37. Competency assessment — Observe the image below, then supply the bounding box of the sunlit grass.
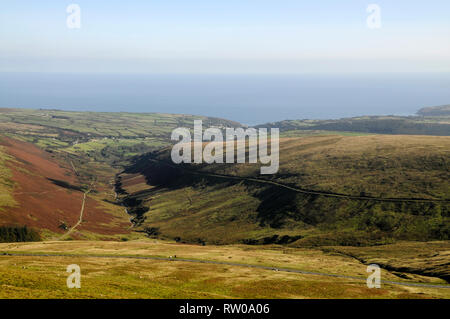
[0,240,448,299]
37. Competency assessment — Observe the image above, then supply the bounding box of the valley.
[0,107,448,298]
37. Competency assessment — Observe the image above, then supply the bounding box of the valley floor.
[0,240,448,299]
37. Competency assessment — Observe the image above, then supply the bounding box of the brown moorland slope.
[0,137,130,238]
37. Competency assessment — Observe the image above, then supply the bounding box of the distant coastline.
[1,72,450,125]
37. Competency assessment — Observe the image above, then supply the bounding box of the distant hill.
[255,115,450,136]
[417,105,450,117]
[0,108,242,143]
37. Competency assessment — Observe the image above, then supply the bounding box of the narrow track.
[59,192,87,240]
[59,180,95,240]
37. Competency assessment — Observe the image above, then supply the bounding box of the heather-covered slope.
[0,137,131,239]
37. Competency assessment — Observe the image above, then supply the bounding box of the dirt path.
[1,251,449,289]
[70,160,79,177]
[150,159,450,203]
[59,180,95,240]
[59,192,87,240]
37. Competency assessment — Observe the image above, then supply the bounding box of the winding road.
[150,159,450,203]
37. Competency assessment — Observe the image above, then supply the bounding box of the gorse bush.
[0,226,41,243]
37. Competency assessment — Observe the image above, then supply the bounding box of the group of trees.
[0,226,41,243]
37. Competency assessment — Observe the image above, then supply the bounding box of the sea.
[1,72,449,125]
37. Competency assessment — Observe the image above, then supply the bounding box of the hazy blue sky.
[1,0,449,73]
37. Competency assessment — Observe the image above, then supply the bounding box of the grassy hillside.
[119,135,450,246]
[0,145,16,211]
